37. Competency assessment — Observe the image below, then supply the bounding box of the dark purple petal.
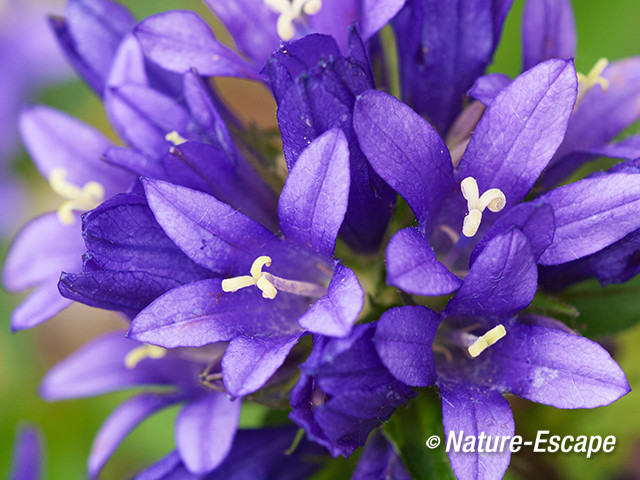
[386,228,462,296]
[279,129,350,256]
[89,394,180,478]
[40,331,191,400]
[487,321,630,408]
[375,305,440,387]
[545,57,640,186]
[467,73,510,106]
[8,426,43,480]
[176,393,241,474]
[134,11,259,79]
[298,264,363,337]
[51,0,135,94]
[128,279,305,348]
[354,90,454,225]
[203,0,279,66]
[447,229,537,318]
[222,334,302,397]
[522,0,576,70]
[538,173,640,265]
[351,431,411,480]
[457,59,577,207]
[19,106,133,195]
[439,381,513,480]
[165,142,278,231]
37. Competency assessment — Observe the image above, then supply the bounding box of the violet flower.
[126,129,364,398]
[374,228,630,480]
[290,323,414,457]
[41,331,242,476]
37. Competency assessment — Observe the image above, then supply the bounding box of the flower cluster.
[5,0,640,479]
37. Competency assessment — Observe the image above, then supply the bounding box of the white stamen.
[264,0,323,40]
[124,344,166,369]
[48,167,105,225]
[576,58,609,107]
[165,130,188,146]
[467,324,506,358]
[460,176,506,237]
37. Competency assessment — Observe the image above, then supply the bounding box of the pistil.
[264,0,322,40]
[576,58,609,107]
[460,176,506,237]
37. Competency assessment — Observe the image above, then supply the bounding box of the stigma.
[48,167,105,225]
[264,0,322,40]
[124,344,167,369]
[222,255,328,299]
[467,324,506,358]
[460,176,506,237]
[576,58,609,107]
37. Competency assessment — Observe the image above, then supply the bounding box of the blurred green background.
[2,0,640,478]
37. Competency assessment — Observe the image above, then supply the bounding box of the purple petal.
[11,279,74,331]
[175,393,241,474]
[89,394,179,478]
[128,279,305,348]
[447,229,537,318]
[467,73,510,106]
[488,321,630,408]
[19,106,133,195]
[203,0,279,66]
[8,426,43,480]
[103,147,165,179]
[298,264,363,337]
[439,381,513,480]
[538,173,640,265]
[106,34,148,88]
[134,11,259,79]
[40,331,189,400]
[360,0,406,41]
[354,90,454,225]
[374,305,440,387]
[222,334,301,397]
[279,129,350,256]
[457,59,577,206]
[386,228,462,296]
[588,135,640,161]
[522,0,576,70]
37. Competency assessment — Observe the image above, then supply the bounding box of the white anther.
[48,167,105,225]
[264,0,322,40]
[460,176,506,237]
[124,344,167,369]
[467,324,506,358]
[165,130,188,146]
[222,255,278,299]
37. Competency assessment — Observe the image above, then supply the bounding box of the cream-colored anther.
[576,58,609,107]
[264,0,323,40]
[165,130,188,146]
[467,324,506,358]
[48,167,105,225]
[461,176,506,237]
[222,255,278,299]
[124,344,167,369]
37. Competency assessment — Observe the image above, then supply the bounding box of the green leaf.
[559,274,640,337]
[384,389,455,480]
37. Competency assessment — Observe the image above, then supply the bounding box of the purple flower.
[354,59,640,298]
[290,323,415,457]
[392,0,514,134]
[41,331,243,476]
[133,427,325,480]
[132,0,406,79]
[374,229,630,480]
[8,425,43,480]
[351,432,411,480]
[125,129,364,398]
[265,31,396,252]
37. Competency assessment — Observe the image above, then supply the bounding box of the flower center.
[576,57,609,107]
[165,130,188,146]
[460,176,506,237]
[124,344,167,369]
[264,0,322,40]
[221,255,327,299]
[48,167,105,225]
